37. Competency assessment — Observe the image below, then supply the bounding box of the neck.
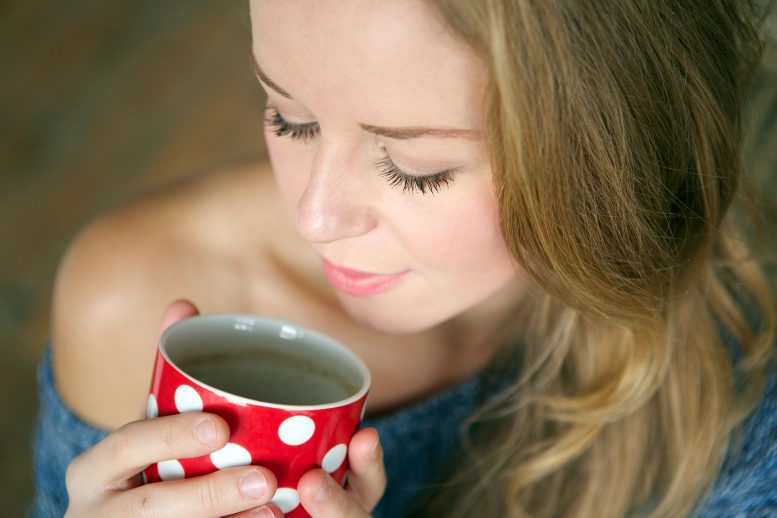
[430,274,528,372]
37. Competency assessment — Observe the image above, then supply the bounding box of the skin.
[253,0,519,334]
[56,1,525,516]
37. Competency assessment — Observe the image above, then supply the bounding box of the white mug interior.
[159,314,371,409]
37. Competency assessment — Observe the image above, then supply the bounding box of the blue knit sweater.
[31,343,777,517]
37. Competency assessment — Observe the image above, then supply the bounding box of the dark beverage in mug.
[177,348,358,406]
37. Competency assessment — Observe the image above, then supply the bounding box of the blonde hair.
[418,1,777,516]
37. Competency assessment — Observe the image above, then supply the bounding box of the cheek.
[400,188,511,275]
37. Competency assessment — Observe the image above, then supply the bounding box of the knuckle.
[347,469,386,512]
[125,491,157,518]
[109,425,138,466]
[369,455,387,488]
[331,490,353,518]
[199,474,227,511]
[159,420,181,451]
[376,461,387,487]
[367,455,384,479]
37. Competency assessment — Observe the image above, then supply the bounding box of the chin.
[338,298,448,336]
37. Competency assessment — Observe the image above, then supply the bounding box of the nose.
[294,141,377,243]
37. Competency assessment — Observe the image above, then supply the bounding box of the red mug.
[142,314,371,517]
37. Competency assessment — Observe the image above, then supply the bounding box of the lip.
[320,257,410,297]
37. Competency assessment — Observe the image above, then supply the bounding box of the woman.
[33,1,777,516]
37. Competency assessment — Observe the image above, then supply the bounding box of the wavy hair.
[417,1,777,516]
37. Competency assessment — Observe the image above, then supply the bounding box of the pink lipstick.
[320,257,409,297]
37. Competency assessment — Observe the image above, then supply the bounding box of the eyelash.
[375,155,453,195]
[264,105,455,195]
[265,105,320,142]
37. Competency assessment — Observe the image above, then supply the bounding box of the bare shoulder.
[51,160,282,429]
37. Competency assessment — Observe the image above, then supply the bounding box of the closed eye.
[376,154,455,195]
[265,105,456,195]
[264,105,320,142]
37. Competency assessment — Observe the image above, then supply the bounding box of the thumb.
[158,299,200,337]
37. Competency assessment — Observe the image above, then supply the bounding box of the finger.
[343,428,386,511]
[105,466,277,518]
[298,469,371,518]
[158,299,200,337]
[225,502,284,518]
[70,412,229,490]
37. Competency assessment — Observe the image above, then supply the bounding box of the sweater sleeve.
[692,366,777,517]
[30,345,109,518]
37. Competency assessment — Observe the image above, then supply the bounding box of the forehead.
[249,0,485,127]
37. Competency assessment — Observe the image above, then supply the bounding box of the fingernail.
[194,419,216,446]
[240,471,269,499]
[251,505,275,518]
[368,437,381,461]
[313,474,331,502]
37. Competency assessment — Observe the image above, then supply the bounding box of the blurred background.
[0,1,774,516]
[1,1,268,514]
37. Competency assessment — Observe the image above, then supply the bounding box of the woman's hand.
[65,412,280,517]
[227,427,386,518]
[64,300,282,517]
[65,299,386,517]
[294,427,386,518]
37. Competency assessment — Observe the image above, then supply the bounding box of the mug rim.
[158,313,371,411]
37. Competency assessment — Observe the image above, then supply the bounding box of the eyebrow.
[253,58,292,99]
[252,56,482,140]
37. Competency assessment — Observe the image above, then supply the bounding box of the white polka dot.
[210,442,252,469]
[174,385,203,413]
[271,487,300,513]
[146,394,158,419]
[157,459,185,481]
[278,415,315,446]
[321,444,348,473]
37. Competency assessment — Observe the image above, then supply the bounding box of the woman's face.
[250,0,518,334]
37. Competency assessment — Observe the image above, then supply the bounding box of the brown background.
[1,1,774,515]
[1,1,267,514]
